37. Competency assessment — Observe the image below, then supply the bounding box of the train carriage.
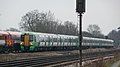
[82,37,113,48]
[7,31,21,52]
[0,31,21,52]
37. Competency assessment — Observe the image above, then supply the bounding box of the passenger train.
[0,31,114,52]
[20,32,114,52]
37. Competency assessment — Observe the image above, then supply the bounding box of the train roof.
[0,31,8,35]
[21,31,113,42]
[83,37,113,42]
[7,31,21,35]
[0,31,21,36]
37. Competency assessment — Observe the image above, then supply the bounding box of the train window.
[64,38,68,42]
[0,36,4,40]
[50,37,53,42]
[41,39,44,42]
[69,38,72,43]
[53,38,57,42]
[83,39,85,43]
[39,36,43,42]
[7,35,12,39]
[72,38,75,42]
[49,36,52,42]
[14,36,20,40]
[21,35,24,41]
[47,36,50,42]
[59,37,61,42]
[38,36,43,41]
[90,40,93,43]
[35,35,39,42]
[5,36,7,40]
[34,36,36,42]
[29,35,33,41]
[62,38,64,42]
[73,38,77,42]
[45,37,49,42]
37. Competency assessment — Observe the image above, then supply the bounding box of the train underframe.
[0,45,113,53]
[0,45,6,53]
[0,43,21,53]
[20,45,113,52]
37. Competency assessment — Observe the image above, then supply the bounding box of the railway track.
[0,49,119,67]
[0,54,79,67]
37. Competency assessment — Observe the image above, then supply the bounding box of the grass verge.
[103,54,120,67]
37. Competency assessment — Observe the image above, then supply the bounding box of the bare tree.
[82,31,93,37]
[108,30,120,47]
[20,10,40,31]
[63,21,78,35]
[87,24,104,38]
[19,10,78,35]
[19,10,57,33]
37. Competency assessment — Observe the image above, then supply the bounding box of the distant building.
[118,27,120,29]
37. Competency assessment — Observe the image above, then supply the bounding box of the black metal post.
[79,13,82,67]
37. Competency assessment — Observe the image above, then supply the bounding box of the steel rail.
[0,49,119,67]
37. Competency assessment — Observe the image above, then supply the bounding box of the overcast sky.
[0,0,120,35]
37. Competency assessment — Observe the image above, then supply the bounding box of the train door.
[12,34,21,52]
[24,35,29,46]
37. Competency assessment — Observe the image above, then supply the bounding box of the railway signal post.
[76,0,85,67]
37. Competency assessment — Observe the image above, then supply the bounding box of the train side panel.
[20,32,114,52]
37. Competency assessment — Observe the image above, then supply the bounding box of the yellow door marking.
[24,35,29,46]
